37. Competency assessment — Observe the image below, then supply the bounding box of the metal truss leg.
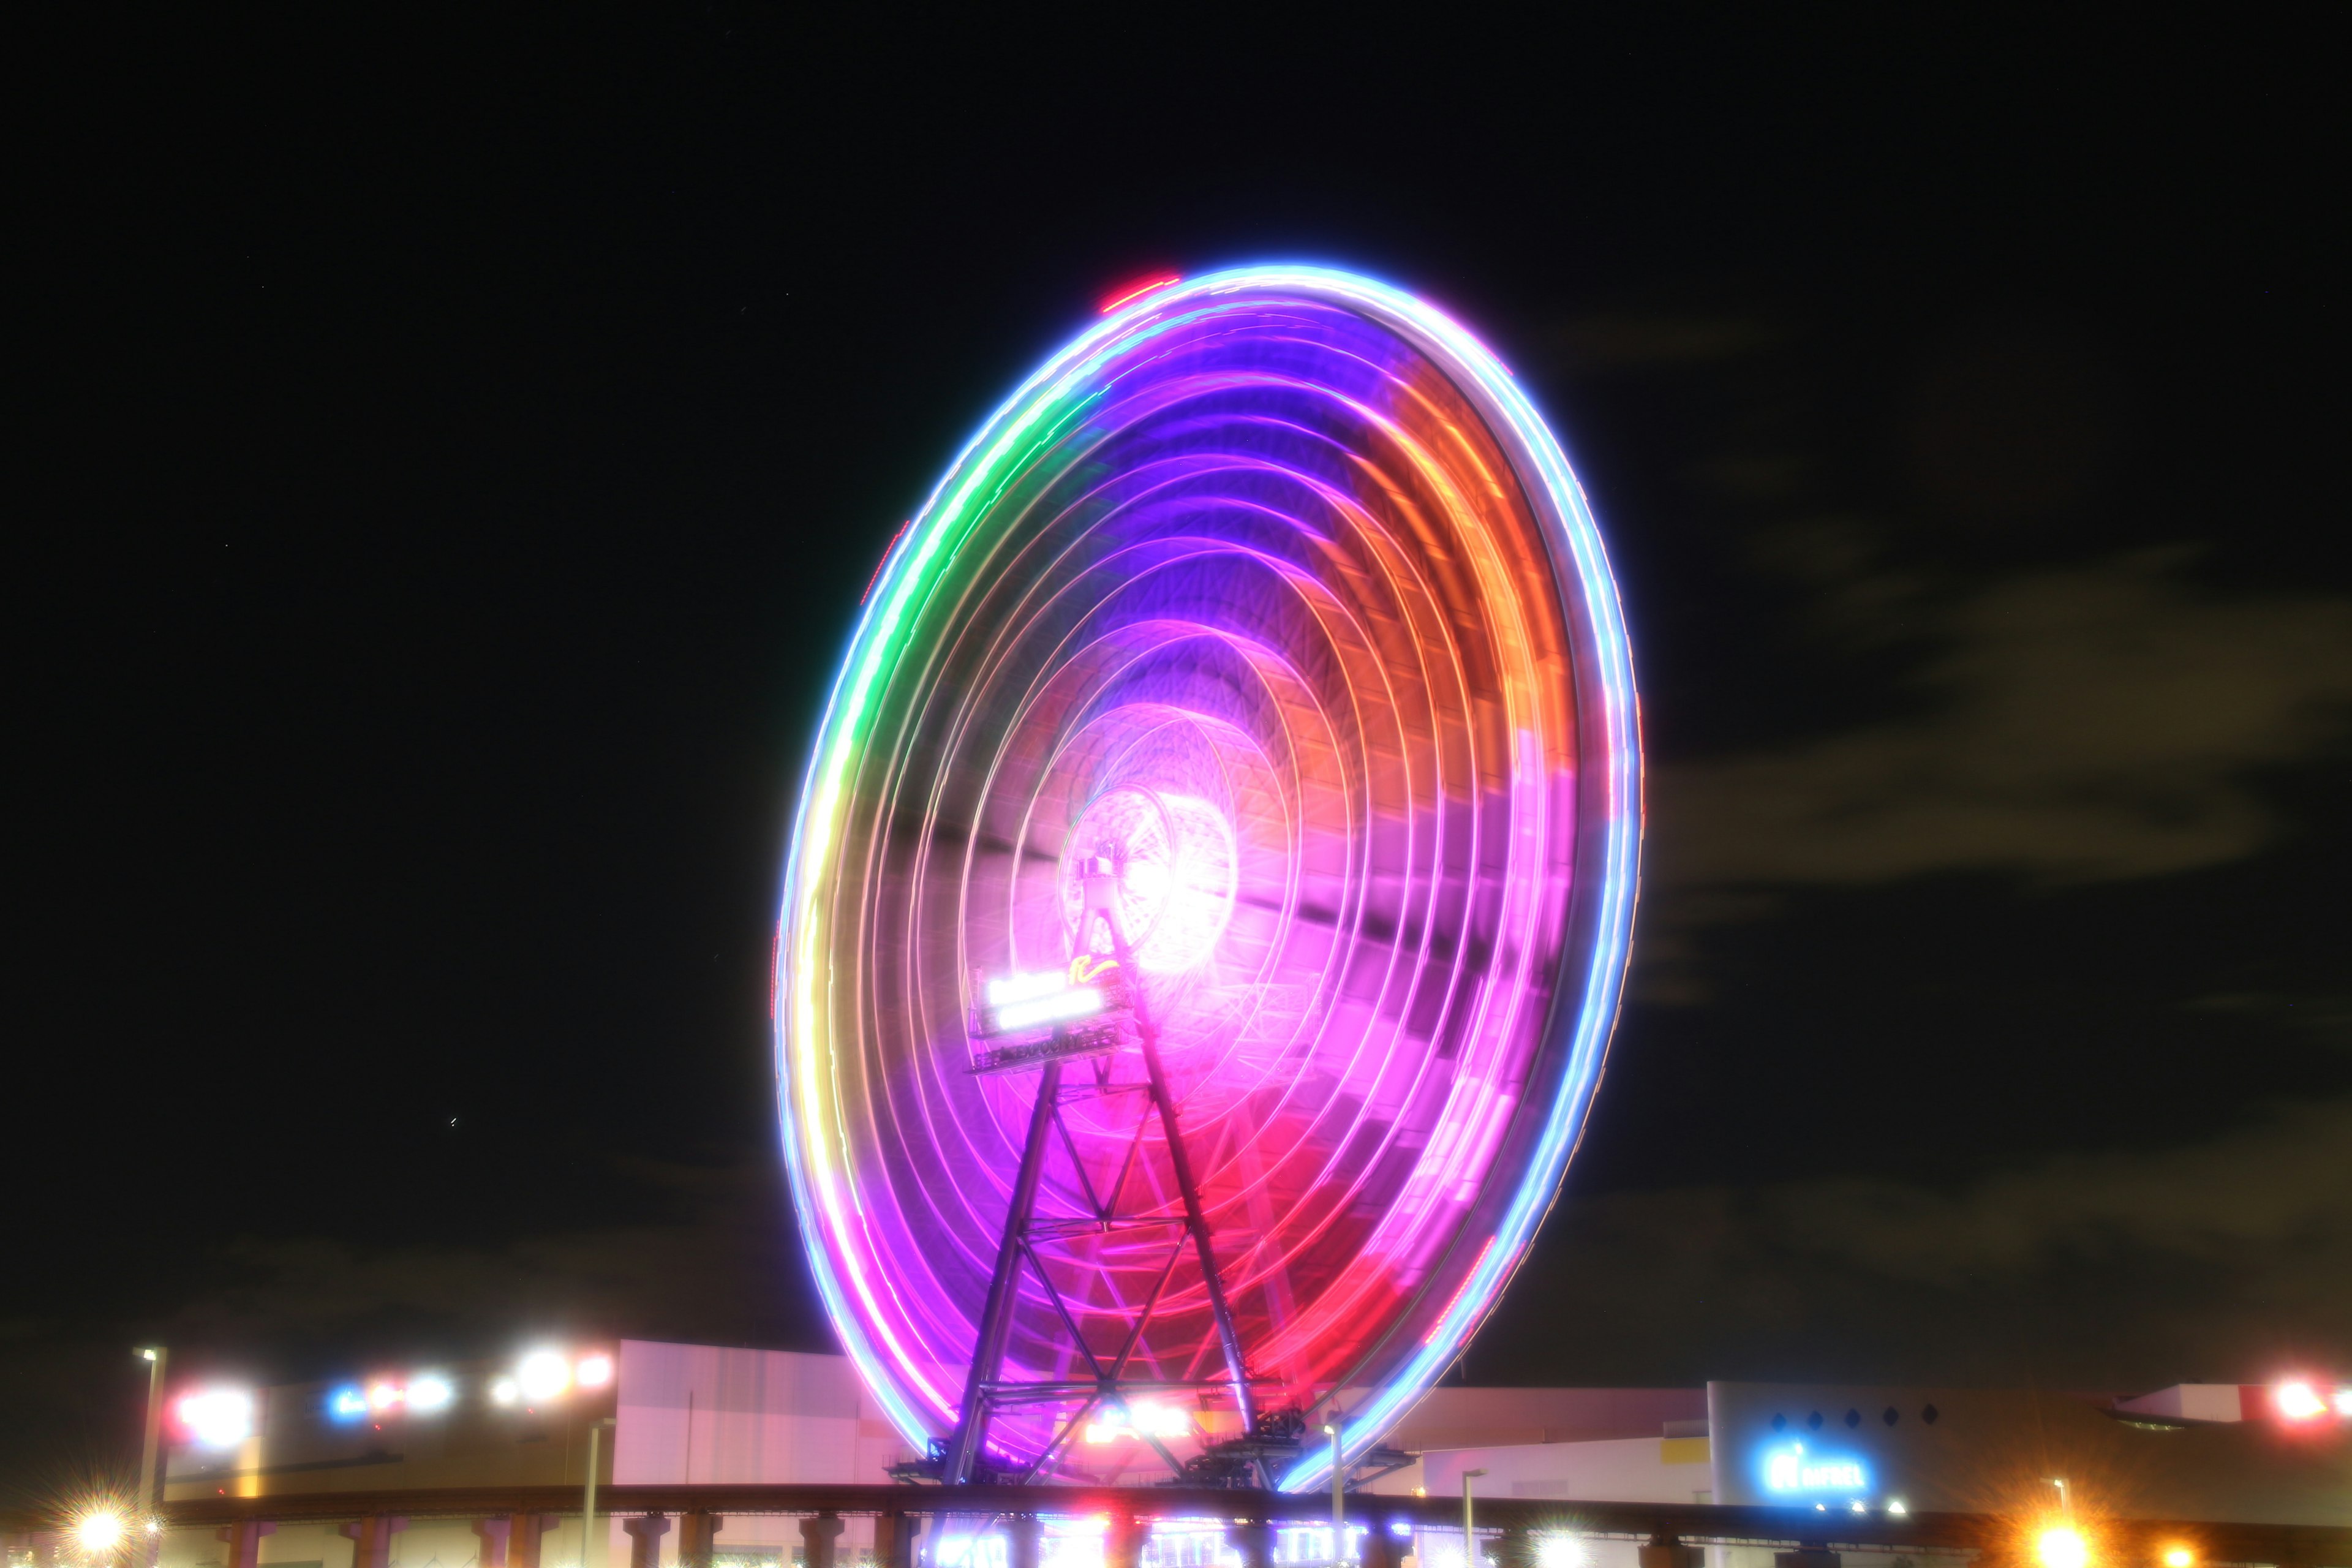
[1107,918,1256,1431]
[943,1057,1066,1483]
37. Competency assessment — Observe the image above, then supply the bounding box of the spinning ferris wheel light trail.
[775,264,1641,1492]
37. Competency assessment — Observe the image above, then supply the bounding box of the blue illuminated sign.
[328,1385,368,1421]
[1761,1440,1869,1495]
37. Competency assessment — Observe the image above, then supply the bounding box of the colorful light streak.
[1098,272,1185,313]
[775,265,1640,1485]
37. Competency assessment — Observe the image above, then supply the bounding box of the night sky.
[12,10,2345,1496]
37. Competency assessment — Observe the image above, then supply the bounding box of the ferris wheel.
[775,265,1640,1493]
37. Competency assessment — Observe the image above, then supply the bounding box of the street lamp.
[1461,1469,1488,1568]
[1324,1421,1346,1564]
[135,1348,168,1511]
[582,1416,614,1568]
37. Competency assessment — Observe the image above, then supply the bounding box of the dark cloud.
[1907,317,2127,528]
[1544,315,1787,373]
[1651,552,2352,893]
[1488,1093,2352,1388]
[156,1159,823,1355]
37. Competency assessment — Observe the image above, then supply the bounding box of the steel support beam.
[942,1056,1065,1483]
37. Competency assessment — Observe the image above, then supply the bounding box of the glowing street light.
[2274,1381,2328,1422]
[517,1349,571,1401]
[2035,1527,2088,1568]
[176,1388,254,1449]
[2162,1548,2195,1568]
[76,1511,127,1557]
[1536,1538,1582,1568]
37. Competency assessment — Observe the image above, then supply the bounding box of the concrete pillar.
[338,1519,407,1568]
[873,1515,921,1568]
[218,1523,278,1568]
[1005,1518,1042,1568]
[677,1516,725,1568]
[1234,1521,1274,1568]
[508,1515,565,1568]
[622,1517,671,1568]
[798,1515,845,1568]
[475,1519,516,1568]
[1104,1512,1145,1568]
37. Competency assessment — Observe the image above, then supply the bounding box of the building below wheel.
[129,1341,2348,1568]
[1362,1379,2351,1527]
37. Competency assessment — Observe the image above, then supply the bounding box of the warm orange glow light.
[2162,1548,2193,1568]
[2037,1528,2089,1568]
[2274,1380,2327,1421]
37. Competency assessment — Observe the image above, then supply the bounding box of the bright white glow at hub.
[517,1350,570,1400]
[991,986,1103,1033]
[368,1381,402,1411]
[2163,1550,2193,1568]
[407,1375,454,1412]
[2275,1380,2327,1421]
[575,1353,614,1388]
[2335,1387,2352,1417]
[1536,1537,1584,1568]
[178,1387,254,1448]
[1082,1400,1189,1442]
[1888,1501,1909,1517]
[490,1376,518,1406]
[1059,787,1238,976]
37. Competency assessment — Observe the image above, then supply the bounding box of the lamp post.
[135,1348,168,1528]
[1324,1421,1345,1564]
[583,1417,614,1568]
[1461,1470,1487,1568]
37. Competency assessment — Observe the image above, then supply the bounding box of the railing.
[4,1486,2346,1568]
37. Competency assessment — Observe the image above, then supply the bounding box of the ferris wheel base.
[888,1423,1414,1491]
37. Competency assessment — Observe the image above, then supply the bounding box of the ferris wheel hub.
[1058,785,1237,977]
